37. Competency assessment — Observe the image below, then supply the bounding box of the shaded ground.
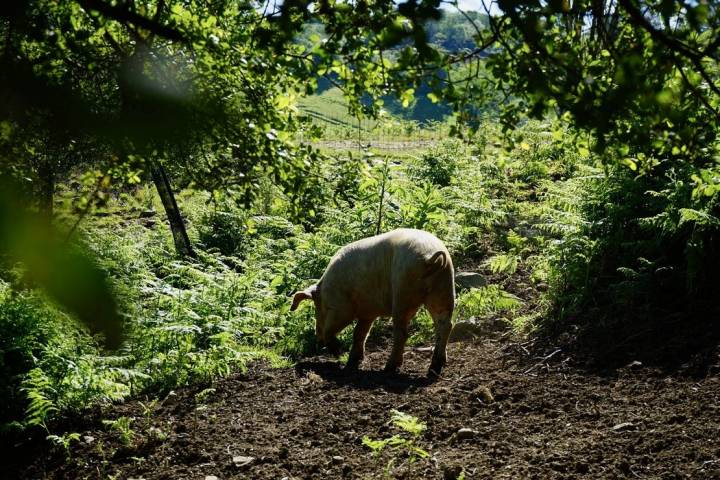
[7,336,720,479]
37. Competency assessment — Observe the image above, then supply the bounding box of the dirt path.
[9,337,720,479]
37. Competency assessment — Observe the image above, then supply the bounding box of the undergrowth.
[7,116,713,437]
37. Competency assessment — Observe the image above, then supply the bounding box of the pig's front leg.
[345,317,374,371]
[321,307,353,356]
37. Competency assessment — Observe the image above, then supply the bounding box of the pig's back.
[320,229,449,316]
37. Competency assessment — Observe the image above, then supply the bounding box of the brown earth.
[6,336,720,480]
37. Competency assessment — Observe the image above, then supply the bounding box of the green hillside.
[296,87,454,141]
[296,88,381,129]
[294,10,490,131]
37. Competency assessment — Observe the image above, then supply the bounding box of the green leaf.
[0,180,123,348]
[391,410,426,435]
[621,158,638,171]
[362,436,389,453]
[401,88,415,108]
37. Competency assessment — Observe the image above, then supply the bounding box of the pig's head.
[290,284,341,354]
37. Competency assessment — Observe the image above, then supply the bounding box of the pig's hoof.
[428,364,444,379]
[383,364,401,374]
[343,362,360,373]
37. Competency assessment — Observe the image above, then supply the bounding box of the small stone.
[413,346,434,353]
[232,455,255,467]
[626,360,643,370]
[611,422,635,432]
[449,322,486,342]
[205,476,219,480]
[299,371,323,386]
[455,272,487,290]
[331,456,344,465]
[455,428,478,440]
[82,435,95,444]
[307,372,323,383]
[474,385,495,403]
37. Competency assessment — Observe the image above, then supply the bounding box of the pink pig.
[291,228,455,376]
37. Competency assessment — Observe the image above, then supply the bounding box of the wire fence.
[301,111,449,152]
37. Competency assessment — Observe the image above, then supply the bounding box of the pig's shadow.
[294,359,435,393]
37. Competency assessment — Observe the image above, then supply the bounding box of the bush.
[410,139,465,187]
[539,161,720,365]
[197,198,250,257]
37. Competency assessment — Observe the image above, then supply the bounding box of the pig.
[290,228,455,376]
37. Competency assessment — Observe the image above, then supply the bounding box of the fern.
[454,285,522,321]
[485,253,520,275]
[102,416,135,445]
[678,208,720,229]
[46,432,81,458]
[21,368,58,429]
[362,411,430,462]
[391,409,426,435]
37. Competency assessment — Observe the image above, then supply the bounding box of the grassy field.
[297,87,453,141]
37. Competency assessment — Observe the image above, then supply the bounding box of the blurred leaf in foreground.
[0,178,123,348]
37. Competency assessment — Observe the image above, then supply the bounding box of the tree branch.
[618,0,715,61]
[77,0,184,42]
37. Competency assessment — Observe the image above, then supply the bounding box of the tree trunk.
[375,157,390,236]
[150,161,196,258]
[37,157,54,221]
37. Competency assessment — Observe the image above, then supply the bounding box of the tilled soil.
[8,337,720,479]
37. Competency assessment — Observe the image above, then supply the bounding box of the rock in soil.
[611,422,636,432]
[455,427,478,441]
[472,385,495,403]
[231,455,254,468]
[455,271,487,290]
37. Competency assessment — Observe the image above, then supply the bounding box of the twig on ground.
[523,348,562,375]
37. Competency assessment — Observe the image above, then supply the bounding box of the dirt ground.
[7,335,720,480]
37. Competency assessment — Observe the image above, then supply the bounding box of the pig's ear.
[290,286,316,311]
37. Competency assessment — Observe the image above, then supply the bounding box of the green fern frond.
[21,368,58,428]
[485,253,520,275]
[678,208,720,229]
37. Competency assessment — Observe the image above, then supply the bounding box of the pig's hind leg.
[345,317,375,371]
[384,306,419,373]
[427,307,452,377]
